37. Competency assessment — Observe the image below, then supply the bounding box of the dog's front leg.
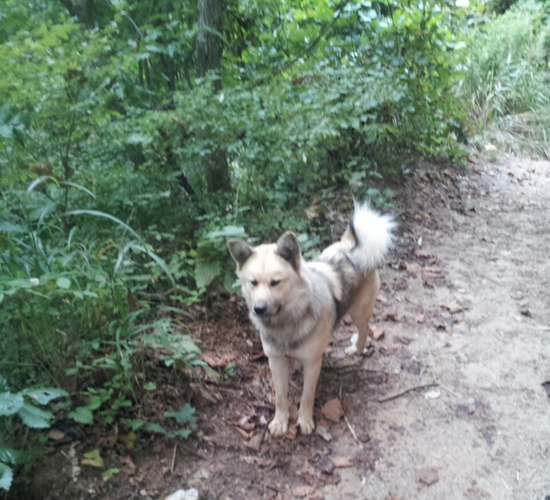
[298,356,323,435]
[268,354,290,436]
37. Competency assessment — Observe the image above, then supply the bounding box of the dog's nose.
[254,305,268,316]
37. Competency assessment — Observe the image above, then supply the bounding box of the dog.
[227,203,395,436]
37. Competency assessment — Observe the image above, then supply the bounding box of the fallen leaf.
[369,325,385,340]
[293,485,316,498]
[284,422,299,440]
[321,398,343,424]
[250,350,266,361]
[332,456,354,468]
[81,449,104,468]
[203,354,229,368]
[119,456,136,476]
[380,312,398,321]
[404,261,417,275]
[415,249,434,259]
[416,467,439,486]
[387,493,399,500]
[315,426,332,442]
[316,415,332,429]
[244,432,264,451]
[235,427,254,439]
[423,266,442,275]
[377,294,388,304]
[48,429,65,441]
[415,314,425,323]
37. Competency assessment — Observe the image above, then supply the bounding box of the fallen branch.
[378,382,439,403]
[344,416,363,448]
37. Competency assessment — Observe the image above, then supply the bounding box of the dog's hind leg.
[268,355,290,436]
[298,356,323,435]
[346,269,379,355]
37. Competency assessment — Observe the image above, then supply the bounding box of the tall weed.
[463,0,550,156]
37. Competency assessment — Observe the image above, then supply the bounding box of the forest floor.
[10,153,550,500]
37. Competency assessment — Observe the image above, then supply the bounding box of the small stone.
[416,467,439,486]
[164,488,200,500]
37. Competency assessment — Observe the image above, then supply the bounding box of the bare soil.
[8,154,550,500]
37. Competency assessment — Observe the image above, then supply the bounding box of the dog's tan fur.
[228,204,395,435]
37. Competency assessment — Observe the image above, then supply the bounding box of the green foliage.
[0,376,67,490]
[462,0,550,156]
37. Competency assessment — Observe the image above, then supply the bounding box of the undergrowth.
[463,0,550,157]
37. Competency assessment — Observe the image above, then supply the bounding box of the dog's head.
[227,232,302,320]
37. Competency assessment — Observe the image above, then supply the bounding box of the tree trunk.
[197,0,224,92]
[58,0,96,29]
[197,0,231,193]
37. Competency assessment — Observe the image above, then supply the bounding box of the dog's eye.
[270,279,281,287]
[250,280,258,287]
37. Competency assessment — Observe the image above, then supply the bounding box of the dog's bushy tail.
[348,202,396,272]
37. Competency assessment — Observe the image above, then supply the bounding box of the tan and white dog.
[227,204,395,436]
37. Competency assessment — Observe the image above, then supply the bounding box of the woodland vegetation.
[1,0,550,489]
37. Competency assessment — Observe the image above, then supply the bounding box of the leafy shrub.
[0,375,68,491]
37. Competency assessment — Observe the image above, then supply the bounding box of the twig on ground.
[378,382,439,403]
[170,443,177,474]
[439,383,459,397]
[344,416,363,449]
[500,476,512,492]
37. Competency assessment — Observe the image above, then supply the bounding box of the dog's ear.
[276,231,301,273]
[227,239,253,269]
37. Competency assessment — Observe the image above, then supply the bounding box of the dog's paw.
[345,332,360,355]
[268,414,289,436]
[298,414,315,435]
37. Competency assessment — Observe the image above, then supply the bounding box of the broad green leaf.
[195,262,220,288]
[163,403,195,424]
[16,403,52,428]
[172,429,192,439]
[56,277,71,289]
[143,422,166,434]
[0,447,23,466]
[0,125,12,139]
[0,393,24,417]
[21,388,68,405]
[0,463,13,491]
[68,406,94,424]
[0,222,25,233]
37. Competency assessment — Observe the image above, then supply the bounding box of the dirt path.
[12,155,550,500]
[176,154,550,500]
[318,156,550,499]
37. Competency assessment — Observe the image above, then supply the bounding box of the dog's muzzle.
[253,305,268,316]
